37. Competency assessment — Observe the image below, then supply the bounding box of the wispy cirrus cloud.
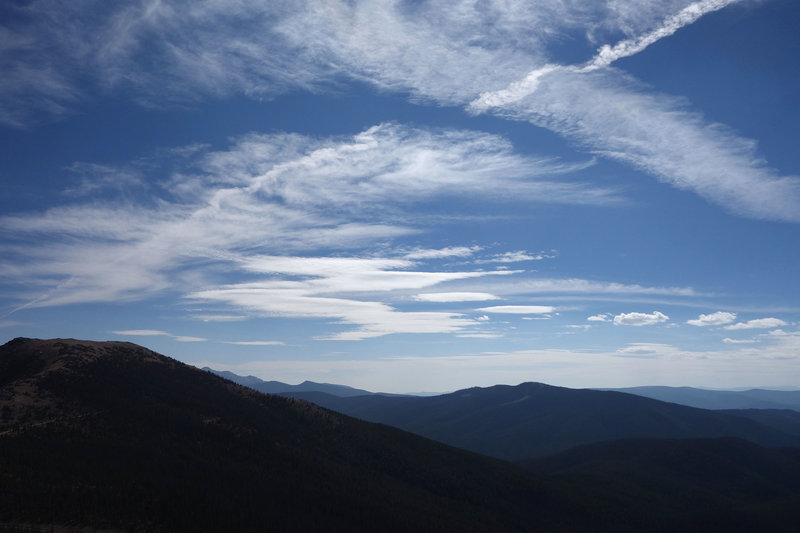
[189,256,516,341]
[111,329,206,342]
[3,1,723,123]
[448,278,697,298]
[476,250,557,264]
[223,340,285,346]
[414,292,500,303]
[463,1,800,222]
[257,1,800,223]
[590,0,740,68]
[4,122,616,341]
[490,69,800,222]
[476,305,556,315]
[1,124,611,311]
[402,246,481,260]
[193,314,248,322]
[456,333,504,339]
[6,2,797,222]
[470,0,741,111]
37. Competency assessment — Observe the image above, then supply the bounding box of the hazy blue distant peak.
[602,386,800,412]
[203,368,378,397]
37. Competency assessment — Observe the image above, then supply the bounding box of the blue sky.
[1,0,799,392]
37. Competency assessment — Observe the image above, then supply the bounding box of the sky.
[1,0,799,393]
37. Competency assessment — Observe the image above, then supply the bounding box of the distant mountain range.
[280,383,800,460]
[206,368,800,460]
[208,367,800,411]
[5,338,800,531]
[202,367,381,397]
[600,385,800,411]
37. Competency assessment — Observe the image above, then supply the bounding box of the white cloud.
[722,338,757,344]
[687,311,736,326]
[465,3,800,223]
[188,256,517,340]
[173,336,207,342]
[279,123,605,208]
[467,278,697,297]
[9,1,796,222]
[724,318,788,330]
[491,68,800,222]
[63,162,145,197]
[0,124,613,311]
[111,329,206,342]
[193,315,248,322]
[4,1,718,125]
[613,311,669,326]
[616,343,680,357]
[587,313,611,322]
[224,341,285,346]
[469,0,736,113]
[476,305,555,314]
[456,333,504,339]
[414,292,500,302]
[476,250,557,263]
[0,320,29,328]
[402,246,480,260]
[191,329,800,392]
[589,0,741,71]
[111,329,171,337]
[238,255,513,295]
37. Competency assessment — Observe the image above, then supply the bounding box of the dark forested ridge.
[520,437,800,531]
[3,337,800,532]
[281,382,800,460]
[0,338,578,532]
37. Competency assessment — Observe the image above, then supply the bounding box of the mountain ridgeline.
[3,338,800,531]
[202,367,380,397]
[280,383,800,460]
[0,338,577,532]
[600,385,800,411]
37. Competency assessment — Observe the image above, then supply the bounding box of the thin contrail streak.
[469,0,742,112]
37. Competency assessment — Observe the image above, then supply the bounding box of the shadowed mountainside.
[4,338,800,532]
[0,338,579,532]
[282,383,800,460]
[520,437,800,531]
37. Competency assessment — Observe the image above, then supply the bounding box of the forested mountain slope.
[0,338,578,532]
